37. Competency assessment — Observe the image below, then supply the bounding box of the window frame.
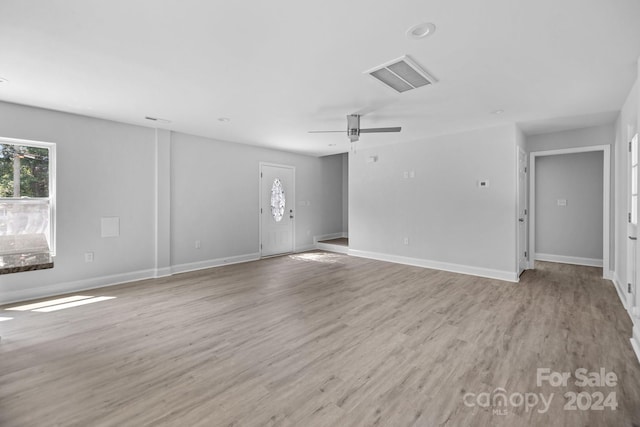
[0,136,57,256]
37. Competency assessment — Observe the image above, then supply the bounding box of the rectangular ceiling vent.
[365,55,436,93]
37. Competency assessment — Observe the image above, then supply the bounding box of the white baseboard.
[535,253,603,267]
[313,232,348,244]
[2,252,261,305]
[295,244,316,253]
[611,274,640,366]
[171,252,260,275]
[348,249,518,282]
[612,273,629,311]
[0,268,156,306]
[316,242,349,254]
[154,267,173,278]
[632,323,640,366]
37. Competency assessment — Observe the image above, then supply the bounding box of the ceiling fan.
[309,114,401,142]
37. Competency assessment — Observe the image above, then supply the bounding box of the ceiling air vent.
[365,55,436,93]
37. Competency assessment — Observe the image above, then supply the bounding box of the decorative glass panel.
[270,178,285,222]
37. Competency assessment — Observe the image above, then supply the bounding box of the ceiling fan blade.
[359,127,402,133]
[308,130,345,133]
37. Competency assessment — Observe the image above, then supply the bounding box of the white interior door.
[518,147,529,275]
[630,132,639,311]
[260,163,294,257]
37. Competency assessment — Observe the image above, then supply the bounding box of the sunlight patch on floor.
[289,252,342,264]
[6,295,94,311]
[33,296,116,312]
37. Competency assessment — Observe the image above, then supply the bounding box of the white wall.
[170,133,345,268]
[349,125,518,281]
[527,125,615,152]
[0,101,344,304]
[535,151,603,262]
[0,102,156,303]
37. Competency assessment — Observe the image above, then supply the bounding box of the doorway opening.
[528,145,610,278]
[316,152,349,254]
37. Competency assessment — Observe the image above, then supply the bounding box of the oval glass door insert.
[270,178,286,222]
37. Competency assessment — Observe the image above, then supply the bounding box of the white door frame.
[517,146,528,276]
[528,145,611,278]
[259,162,296,257]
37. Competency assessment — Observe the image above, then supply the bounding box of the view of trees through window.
[0,143,49,198]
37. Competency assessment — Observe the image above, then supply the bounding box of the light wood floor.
[1,253,639,426]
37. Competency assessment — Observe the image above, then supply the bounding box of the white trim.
[154,129,159,272]
[317,242,349,254]
[313,232,348,244]
[0,268,156,306]
[529,145,610,278]
[631,324,640,366]
[154,267,173,278]
[534,253,603,267]
[348,249,518,282]
[516,146,529,275]
[171,252,260,275]
[612,273,629,311]
[1,252,262,305]
[612,274,640,365]
[295,244,316,253]
[259,162,296,257]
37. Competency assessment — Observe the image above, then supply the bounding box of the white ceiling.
[0,0,639,156]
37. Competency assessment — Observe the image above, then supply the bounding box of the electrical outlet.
[84,252,94,262]
[195,240,201,249]
[403,237,409,245]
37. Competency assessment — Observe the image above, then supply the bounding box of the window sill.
[0,251,53,275]
[0,234,54,275]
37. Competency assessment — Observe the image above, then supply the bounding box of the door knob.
[519,218,524,222]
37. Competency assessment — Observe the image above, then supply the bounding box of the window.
[0,137,56,264]
[270,178,285,222]
[632,133,639,225]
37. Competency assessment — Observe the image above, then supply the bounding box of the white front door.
[260,163,294,257]
[518,147,529,275]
